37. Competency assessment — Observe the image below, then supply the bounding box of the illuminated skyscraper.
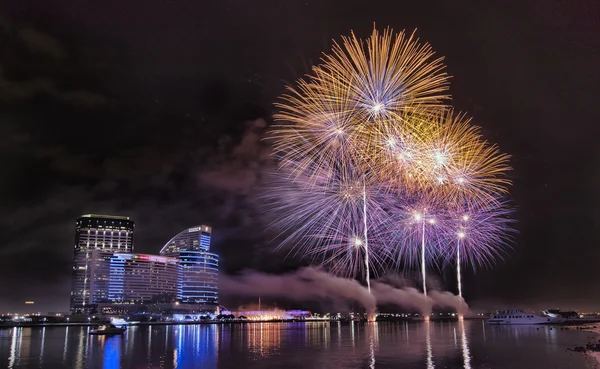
[107,253,179,303]
[70,214,134,313]
[160,225,219,308]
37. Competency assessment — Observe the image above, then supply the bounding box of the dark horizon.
[0,0,599,313]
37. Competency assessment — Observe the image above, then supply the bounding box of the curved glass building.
[160,225,219,307]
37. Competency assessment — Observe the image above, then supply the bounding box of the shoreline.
[563,323,600,368]
[0,320,326,329]
[0,317,489,329]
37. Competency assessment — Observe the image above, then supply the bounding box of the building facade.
[69,217,219,314]
[107,253,179,304]
[160,226,219,307]
[70,214,134,313]
[77,251,179,306]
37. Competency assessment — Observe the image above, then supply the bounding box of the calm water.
[0,321,593,369]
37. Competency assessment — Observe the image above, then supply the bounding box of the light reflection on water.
[425,321,434,369]
[459,320,471,369]
[0,321,591,369]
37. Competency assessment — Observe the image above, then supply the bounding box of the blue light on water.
[103,336,121,369]
[173,325,218,369]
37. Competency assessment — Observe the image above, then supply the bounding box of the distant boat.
[90,324,126,335]
[487,309,564,325]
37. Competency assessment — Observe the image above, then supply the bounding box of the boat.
[487,309,564,325]
[89,324,126,335]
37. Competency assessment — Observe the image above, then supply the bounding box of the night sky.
[1,0,598,313]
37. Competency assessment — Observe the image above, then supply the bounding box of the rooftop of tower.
[80,214,131,220]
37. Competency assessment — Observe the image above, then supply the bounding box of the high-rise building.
[160,226,219,307]
[107,253,179,304]
[87,250,114,304]
[79,251,179,305]
[70,214,134,313]
[160,225,212,253]
[69,216,219,314]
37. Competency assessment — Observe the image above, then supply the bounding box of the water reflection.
[367,322,378,369]
[453,327,457,347]
[147,327,151,360]
[481,320,486,343]
[459,320,471,369]
[74,327,87,369]
[62,326,69,362]
[8,327,21,369]
[0,321,592,369]
[246,323,281,358]
[39,328,46,366]
[102,336,121,369]
[424,321,435,369]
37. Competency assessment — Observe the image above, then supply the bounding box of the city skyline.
[68,213,219,315]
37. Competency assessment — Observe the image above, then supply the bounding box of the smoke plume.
[221,268,468,316]
[220,267,377,314]
[371,281,434,315]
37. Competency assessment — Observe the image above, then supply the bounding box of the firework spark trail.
[270,27,452,284]
[269,26,514,306]
[380,192,448,270]
[263,159,392,280]
[320,28,451,119]
[364,109,511,204]
[369,109,512,299]
[442,198,515,269]
[424,110,512,207]
[362,182,371,292]
[457,236,463,298]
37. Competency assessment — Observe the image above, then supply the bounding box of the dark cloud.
[198,118,272,193]
[18,28,67,59]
